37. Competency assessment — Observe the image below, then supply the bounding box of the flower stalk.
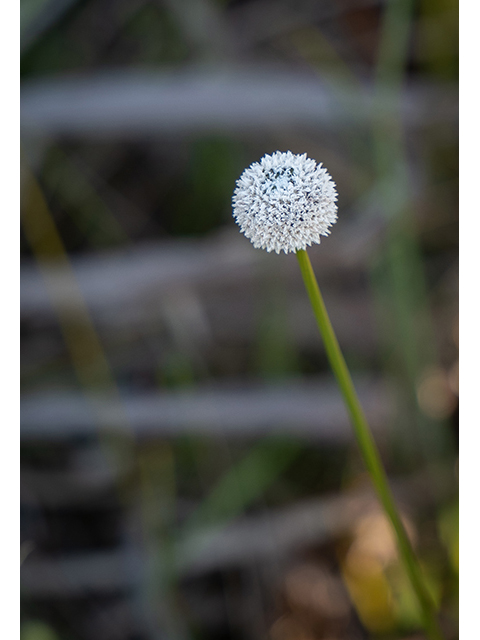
[232,151,444,640]
[296,248,444,640]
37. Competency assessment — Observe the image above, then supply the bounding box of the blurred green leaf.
[182,436,303,534]
[21,621,60,640]
[164,136,244,236]
[254,281,299,380]
[438,500,459,574]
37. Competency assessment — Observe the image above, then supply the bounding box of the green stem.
[296,248,444,640]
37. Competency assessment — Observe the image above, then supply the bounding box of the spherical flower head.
[232,151,338,254]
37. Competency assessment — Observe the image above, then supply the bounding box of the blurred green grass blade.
[374,220,436,383]
[21,621,60,640]
[373,0,414,210]
[438,500,459,574]
[375,0,415,87]
[370,217,453,463]
[254,279,300,380]
[370,0,452,464]
[182,437,304,535]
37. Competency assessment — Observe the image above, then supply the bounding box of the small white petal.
[232,151,338,254]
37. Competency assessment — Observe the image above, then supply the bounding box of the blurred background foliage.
[20,0,458,639]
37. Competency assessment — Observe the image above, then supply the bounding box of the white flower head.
[232,151,338,254]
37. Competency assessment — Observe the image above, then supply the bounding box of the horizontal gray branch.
[21,377,392,441]
[20,219,379,319]
[21,67,457,139]
[20,467,452,596]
